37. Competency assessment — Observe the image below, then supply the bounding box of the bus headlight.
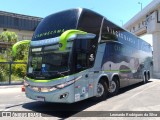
[24,80,29,87]
[29,86,57,92]
[25,76,82,92]
[49,86,57,91]
[56,75,82,89]
[56,80,74,89]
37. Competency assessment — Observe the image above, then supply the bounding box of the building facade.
[0,11,42,40]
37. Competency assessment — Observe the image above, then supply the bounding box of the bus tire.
[94,79,108,101]
[109,77,120,96]
[147,71,150,80]
[143,72,147,84]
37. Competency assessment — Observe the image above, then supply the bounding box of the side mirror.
[59,29,96,51]
[12,40,30,56]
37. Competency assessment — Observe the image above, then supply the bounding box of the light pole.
[120,20,123,27]
[138,2,142,11]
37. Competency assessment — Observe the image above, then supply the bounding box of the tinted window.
[78,9,102,37]
[76,53,88,72]
[101,20,118,42]
[75,39,88,52]
[32,9,80,41]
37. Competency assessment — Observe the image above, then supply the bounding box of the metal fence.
[0,62,27,85]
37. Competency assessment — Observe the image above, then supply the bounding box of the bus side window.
[74,39,95,72]
[76,52,88,72]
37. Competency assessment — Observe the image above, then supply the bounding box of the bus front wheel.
[95,79,108,101]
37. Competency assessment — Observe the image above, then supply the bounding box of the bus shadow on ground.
[22,98,99,118]
[118,80,152,95]
[22,80,152,119]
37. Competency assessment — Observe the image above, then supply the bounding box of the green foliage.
[0,31,18,42]
[13,43,29,62]
[0,31,28,82]
[0,62,9,81]
[0,31,18,61]
[12,60,27,78]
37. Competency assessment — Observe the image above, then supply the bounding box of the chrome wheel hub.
[109,81,116,93]
[96,83,104,97]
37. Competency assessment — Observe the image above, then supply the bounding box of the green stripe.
[59,29,86,51]
[25,75,68,83]
[105,69,132,72]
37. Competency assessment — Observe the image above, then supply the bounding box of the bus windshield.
[27,45,71,79]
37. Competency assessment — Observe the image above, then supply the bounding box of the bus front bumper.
[25,84,75,103]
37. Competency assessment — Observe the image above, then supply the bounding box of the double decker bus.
[13,8,152,103]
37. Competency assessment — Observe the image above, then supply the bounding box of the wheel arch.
[99,75,109,87]
[111,74,120,88]
[93,74,109,96]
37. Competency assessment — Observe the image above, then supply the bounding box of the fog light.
[59,93,69,99]
[21,85,25,92]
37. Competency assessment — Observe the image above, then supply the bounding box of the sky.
[0,0,153,44]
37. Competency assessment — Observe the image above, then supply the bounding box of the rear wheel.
[109,77,120,96]
[94,79,108,101]
[143,72,147,84]
[147,72,150,80]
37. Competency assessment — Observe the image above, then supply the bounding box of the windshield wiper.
[47,71,65,77]
[27,73,34,78]
[27,70,69,79]
[47,70,70,77]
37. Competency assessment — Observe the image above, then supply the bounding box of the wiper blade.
[57,72,65,77]
[26,73,35,79]
[50,71,65,77]
[41,71,64,77]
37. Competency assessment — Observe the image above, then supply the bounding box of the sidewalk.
[0,84,22,89]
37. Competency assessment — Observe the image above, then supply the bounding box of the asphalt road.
[0,79,160,120]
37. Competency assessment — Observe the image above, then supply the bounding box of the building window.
[14,18,19,27]
[133,27,135,31]
[138,23,141,28]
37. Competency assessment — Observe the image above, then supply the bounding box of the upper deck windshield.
[27,44,72,79]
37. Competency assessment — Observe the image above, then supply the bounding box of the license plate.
[37,96,45,101]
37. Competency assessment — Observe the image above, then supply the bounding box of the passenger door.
[73,38,96,101]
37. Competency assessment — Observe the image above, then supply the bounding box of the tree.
[0,31,18,61]
[0,31,18,42]
[0,31,30,80]
[13,42,30,62]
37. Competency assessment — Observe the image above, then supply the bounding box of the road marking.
[3,108,11,111]
[42,117,49,120]
[1,102,25,112]
[0,104,14,111]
